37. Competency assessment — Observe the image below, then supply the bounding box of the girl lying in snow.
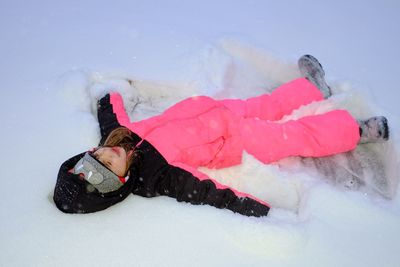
[53,55,389,217]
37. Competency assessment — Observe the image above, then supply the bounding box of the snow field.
[1,1,400,266]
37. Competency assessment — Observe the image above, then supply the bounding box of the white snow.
[1,1,400,266]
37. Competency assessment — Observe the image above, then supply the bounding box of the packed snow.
[1,1,400,266]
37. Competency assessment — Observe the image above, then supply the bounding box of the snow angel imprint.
[53,55,389,217]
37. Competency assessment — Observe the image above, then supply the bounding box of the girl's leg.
[240,110,360,164]
[220,78,324,121]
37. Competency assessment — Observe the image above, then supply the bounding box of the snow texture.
[1,1,400,266]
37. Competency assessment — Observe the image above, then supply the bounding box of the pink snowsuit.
[109,78,360,205]
[111,78,360,169]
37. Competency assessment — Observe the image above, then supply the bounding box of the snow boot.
[298,54,332,98]
[358,116,389,143]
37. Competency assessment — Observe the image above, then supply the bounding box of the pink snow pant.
[221,78,360,164]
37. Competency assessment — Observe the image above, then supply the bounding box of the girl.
[53,55,389,217]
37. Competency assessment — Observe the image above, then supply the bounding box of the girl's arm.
[97,93,141,145]
[157,162,270,217]
[97,94,122,143]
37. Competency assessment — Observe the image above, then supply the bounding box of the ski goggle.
[73,152,125,193]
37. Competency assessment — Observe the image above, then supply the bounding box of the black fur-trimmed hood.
[53,152,136,214]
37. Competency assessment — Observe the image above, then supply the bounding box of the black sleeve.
[156,166,270,217]
[53,153,135,214]
[97,94,122,143]
[97,93,141,146]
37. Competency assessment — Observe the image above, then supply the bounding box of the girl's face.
[92,146,128,177]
